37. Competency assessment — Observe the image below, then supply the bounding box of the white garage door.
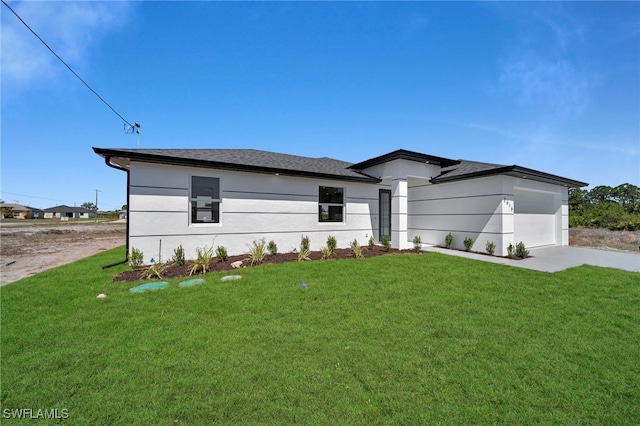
[514,189,557,247]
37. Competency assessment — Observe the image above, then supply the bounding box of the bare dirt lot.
[1,222,637,286]
[1,220,126,286]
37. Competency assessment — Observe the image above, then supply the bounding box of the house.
[93,147,587,262]
[0,203,43,219]
[43,205,96,219]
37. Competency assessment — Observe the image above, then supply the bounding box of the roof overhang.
[349,149,459,170]
[432,165,588,188]
[93,148,381,184]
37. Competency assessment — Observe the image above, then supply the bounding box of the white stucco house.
[93,147,587,263]
[43,205,96,219]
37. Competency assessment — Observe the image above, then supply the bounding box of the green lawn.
[1,247,638,425]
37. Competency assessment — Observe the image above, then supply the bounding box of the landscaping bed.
[113,246,417,282]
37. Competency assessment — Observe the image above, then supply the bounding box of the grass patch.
[1,247,639,424]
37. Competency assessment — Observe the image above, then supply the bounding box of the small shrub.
[413,235,422,252]
[298,247,311,262]
[190,246,214,275]
[215,245,228,262]
[515,241,530,258]
[463,237,474,251]
[300,235,310,252]
[141,261,169,280]
[445,233,453,249]
[247,239,267,266]
[350,239,364,258]
[485,241,496,256]
[171,244,185,266]
[267,240,278,256]
[129,247,144,269]
[326,235,337,254]
[507,243,515,258]
[381,235,390,252]
[367,236,375,249]
[320,245,333,260]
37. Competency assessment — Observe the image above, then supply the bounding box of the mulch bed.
[113,247,421,282]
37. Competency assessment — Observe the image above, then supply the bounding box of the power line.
[1,0,140,134]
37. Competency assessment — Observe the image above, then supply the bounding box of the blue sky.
[2,1,638,211]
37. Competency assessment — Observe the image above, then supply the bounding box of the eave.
[93,148,381,184]
[432,165,588,188]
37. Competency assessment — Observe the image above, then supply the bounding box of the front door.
[379,189,391,241]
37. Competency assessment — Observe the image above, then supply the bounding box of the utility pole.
[95,189,101,223]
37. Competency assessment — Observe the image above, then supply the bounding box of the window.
[319,186,344,222]
[191,176,220,223]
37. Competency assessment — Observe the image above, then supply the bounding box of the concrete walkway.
[423,245,640,273]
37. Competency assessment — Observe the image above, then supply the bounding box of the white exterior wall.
[361,159,441,249]
[126,159,570,262]
[408,175,511,255]
[408,175,569,256]
[511,178,568,249]
[128,162,383,263]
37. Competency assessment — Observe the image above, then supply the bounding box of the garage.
[514,188,559,247]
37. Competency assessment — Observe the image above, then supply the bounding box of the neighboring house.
[93,147,587,262]
[0,203,43,219]
[43,205,96,219]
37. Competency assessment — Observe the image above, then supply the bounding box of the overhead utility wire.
[1,0,139,134]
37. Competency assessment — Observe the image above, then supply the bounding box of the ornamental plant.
[381,235,390,252]
[267,240,278,256]
[326,235,337,255]
[515,241,530,258]
[367,236,375,249]
[463,237,474,251]
[300,235,310,252]
[320,245,333,260]
[445,233,453,249]
[190,246,214,275]
[413,235,422,252]
[485,241,496,256]
[247,239,267,266]
[350,239,364,258]
[215,245,228,262]
[129,247,144,269]
[171,244,185,266]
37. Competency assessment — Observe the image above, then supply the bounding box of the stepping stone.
[179,278,205,288]
[130,282,169,293]
[220,275,242,282]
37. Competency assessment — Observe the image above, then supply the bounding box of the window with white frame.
[191,176,220,223]
[318,186,344,222]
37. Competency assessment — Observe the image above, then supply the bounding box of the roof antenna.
[125,122,142,148]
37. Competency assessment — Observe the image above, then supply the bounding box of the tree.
[1,206,13,219]
[568,188,587,212]
[121,204,128,210]
[587,185,614,205]
[81,202,97,211]
[612,183,640,213]
[569,182,640,230]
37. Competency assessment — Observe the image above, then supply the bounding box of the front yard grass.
[1,247,638,424]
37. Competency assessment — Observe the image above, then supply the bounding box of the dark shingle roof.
[93,148,380,183]
[94,147,587,187]
[43,205,93,213]
[432,159,587,187]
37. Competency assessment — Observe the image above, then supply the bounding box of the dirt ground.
[1,222,637,286]
[0,220,126,286]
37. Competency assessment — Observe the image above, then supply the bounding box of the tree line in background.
[569,183,640,230]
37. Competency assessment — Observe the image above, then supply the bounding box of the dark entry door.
[379,189,391,241]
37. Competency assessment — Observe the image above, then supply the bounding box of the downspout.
[101,156,130,269]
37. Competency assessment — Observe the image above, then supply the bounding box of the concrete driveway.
[424,245,640,273]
